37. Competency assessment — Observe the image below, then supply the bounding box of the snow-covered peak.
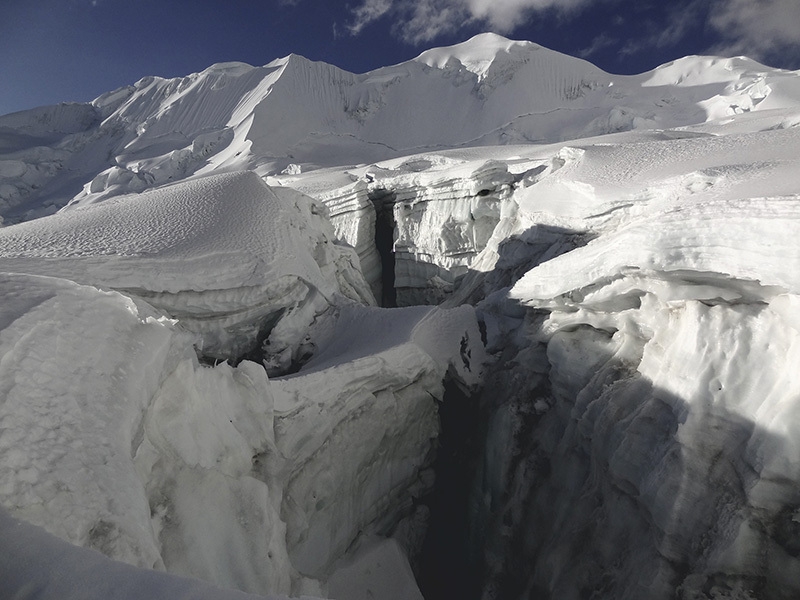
[4,34,800,222]
[413,32,542,78]
[642,54,773,87]
[200,61,257,75]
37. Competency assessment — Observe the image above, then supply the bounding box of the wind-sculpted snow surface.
[3,31,800,600]
[0,170,374,363]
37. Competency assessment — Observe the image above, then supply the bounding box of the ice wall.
[0,171,487,599]
[307,155,520,306]
[461,127,800,599]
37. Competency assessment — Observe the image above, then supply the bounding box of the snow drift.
[0,170,374,364]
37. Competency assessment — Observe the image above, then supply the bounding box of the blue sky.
[2,0,800,117]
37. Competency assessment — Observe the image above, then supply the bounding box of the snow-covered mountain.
[3,32,799,223]
[2,32,800,600]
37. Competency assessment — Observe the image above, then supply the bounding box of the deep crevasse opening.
[370,189,398,308]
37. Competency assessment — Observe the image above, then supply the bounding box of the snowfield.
[0,170,375,363]
[2,32,800,600]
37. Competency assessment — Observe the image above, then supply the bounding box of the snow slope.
[0,170,374,363]
[3,32,800,223]
[2,31,800,600]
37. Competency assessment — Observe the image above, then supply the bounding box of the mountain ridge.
[1,33,799,223]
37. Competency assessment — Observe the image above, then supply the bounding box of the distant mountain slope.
[1,32,800,222]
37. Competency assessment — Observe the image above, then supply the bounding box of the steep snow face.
[464,131,800,597]
[4,33,800,222]
[0,273,180,568]
[480,272,800,598]
[0,170,374,363]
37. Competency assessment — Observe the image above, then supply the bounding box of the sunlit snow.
[2,32,800,600]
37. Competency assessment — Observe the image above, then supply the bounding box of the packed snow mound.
[296,303,485,387]
[511,194,800,304]
[0,170,374,360]
[1,171,324,289]
[4,33,800,220]
[0,508,297,600]
[504,127,800,302]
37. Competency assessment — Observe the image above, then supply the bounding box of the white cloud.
[347,0,394,36]
[709,0,800,63]
[341,0,800,70]
[614,1,705,59]
[578,32,615,59]
[655,3,704,49]
[344,0,590,44]
[466,0,586,31]
[398,1,466,44]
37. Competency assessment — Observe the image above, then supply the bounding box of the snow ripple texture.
[0,170,376,361]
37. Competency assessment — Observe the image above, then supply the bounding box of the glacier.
[2,31,800,600]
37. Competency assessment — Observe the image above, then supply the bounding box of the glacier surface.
[2,32,800,600]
